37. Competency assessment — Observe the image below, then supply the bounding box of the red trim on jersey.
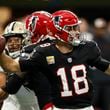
[42,102,54,110]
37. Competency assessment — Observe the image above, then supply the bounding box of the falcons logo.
[28,16,39,32]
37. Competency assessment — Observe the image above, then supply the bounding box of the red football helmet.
[25,11,52,43]
[47,10,82,46]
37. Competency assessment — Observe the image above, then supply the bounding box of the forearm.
[0,52,21,72]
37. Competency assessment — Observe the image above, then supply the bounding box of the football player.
[20,11,54,110]
[1,21,39,110]
[0,10,110,110]
[1,11,54,110]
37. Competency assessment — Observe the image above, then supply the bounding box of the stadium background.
[0,0,110,21]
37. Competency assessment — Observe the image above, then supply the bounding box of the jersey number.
[40,43,51,47]
[57,65,89,97]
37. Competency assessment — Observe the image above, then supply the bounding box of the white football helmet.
[4,21,28,37]
[3,21,31,58]
[3,21,31,45]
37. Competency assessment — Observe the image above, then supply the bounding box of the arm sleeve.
[88,42,109,71]
[19,49,44,73]
[93,57,110,71]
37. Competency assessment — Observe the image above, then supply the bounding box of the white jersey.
[1,52,40,110]
[2,86,40,110]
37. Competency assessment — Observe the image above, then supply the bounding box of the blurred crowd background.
[0,0,110,110]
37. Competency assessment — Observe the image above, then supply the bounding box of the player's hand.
[0,36,6,54]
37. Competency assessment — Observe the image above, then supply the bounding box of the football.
[0,36,6,54]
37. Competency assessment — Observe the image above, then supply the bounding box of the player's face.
[64,25,80,32]
[7,36,22,52]
[64,25,80,44]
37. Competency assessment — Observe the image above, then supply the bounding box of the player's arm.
[0,52,21,73]
[0,72,25,100]
[94,58,110,75]
[2,73,24,94]
[88,42,110,74]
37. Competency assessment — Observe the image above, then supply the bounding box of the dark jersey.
[20,38,53,109]
[19,41,109,109]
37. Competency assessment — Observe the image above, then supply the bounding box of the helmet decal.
[28,16,39,33]
[25,11,53,43]
[53,16,62,31]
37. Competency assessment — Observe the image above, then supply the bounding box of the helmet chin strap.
[68,31,81,46]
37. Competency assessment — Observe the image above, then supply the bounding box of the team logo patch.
[46,56,55,64]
